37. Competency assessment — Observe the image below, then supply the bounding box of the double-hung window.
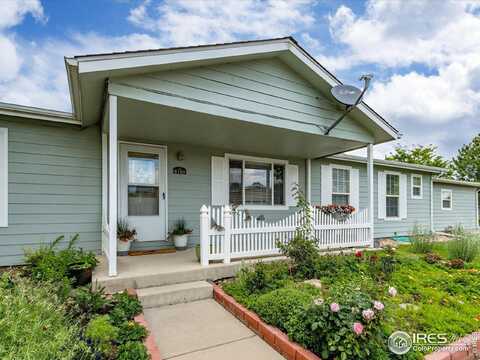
[332,167,350,205]
[386,173,400,218]
[411,174,422,199]
[228,156,285,207]
[441,189,452,210]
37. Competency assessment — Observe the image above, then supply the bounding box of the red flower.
[355,250,363,258]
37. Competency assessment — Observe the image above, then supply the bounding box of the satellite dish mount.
[324,74,373,135]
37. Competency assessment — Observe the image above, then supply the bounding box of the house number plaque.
[173,167,187,175]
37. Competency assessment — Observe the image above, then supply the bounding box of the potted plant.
[319,204,356,222]
[170,219,192,250]
[117,219,137,256]
[69,250,98,286]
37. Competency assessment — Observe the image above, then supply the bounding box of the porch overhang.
[66,37,399,145]
[111,96,370,159]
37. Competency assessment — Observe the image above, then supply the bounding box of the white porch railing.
[199,205,372,266]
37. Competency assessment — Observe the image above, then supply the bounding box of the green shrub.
[117,341,149,360]
[410,223,434,254]
[252,287,315,332]
[447,231,479,262]
[278,234,318,279]
[110,291,143,326]
[71,284,111,320]
[118,321,148,344]
[288,284,387,360]
[24,234,98,285]
[0,273,91,360]
[242,262,268,294]
[84,315,118,356]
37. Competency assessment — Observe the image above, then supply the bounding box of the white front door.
[119,143,167,242]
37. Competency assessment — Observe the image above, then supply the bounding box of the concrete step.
[137,281,213,308]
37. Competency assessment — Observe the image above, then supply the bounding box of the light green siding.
[131,142,305,250]
[111,57,374,144]
[433,183,478,231]
[312,159,433,238]
[0,116,102,266]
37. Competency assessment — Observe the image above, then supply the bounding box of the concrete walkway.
[143,299,284,360]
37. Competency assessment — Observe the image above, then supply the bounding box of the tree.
[451,134,480,182]
[386,144,451,169]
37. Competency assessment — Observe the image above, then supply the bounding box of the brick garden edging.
[127,288,162,360]
[212,283,321,360]
[424,332,480,360]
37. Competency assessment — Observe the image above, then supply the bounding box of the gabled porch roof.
[65,37,399,146]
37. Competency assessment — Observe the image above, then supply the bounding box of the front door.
[119,143,167,242]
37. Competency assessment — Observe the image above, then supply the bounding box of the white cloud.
[0,0,46,29]
[128,0,315,46]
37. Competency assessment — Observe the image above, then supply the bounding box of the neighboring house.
[0,37,477,274]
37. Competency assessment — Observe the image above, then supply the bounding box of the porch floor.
[93,248,284,293]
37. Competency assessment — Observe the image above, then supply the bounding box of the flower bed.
[0,235,153,359]
[219,243,480,359]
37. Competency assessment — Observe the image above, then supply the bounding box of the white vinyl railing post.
[367,143,375,247]
[200,205,210,266]
[223,205,232,264]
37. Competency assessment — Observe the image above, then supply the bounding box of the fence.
[199,205,372,266]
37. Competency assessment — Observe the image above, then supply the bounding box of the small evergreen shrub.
[109,291,143,326]
[117,321,148,344]
[85,315,118,356]
[252,287,315,332]
[410,224,434,254]
[278,234,318,279]
[71,284,111,320]
[117,341,150,360]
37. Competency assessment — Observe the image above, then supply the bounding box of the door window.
[128,152,159,216]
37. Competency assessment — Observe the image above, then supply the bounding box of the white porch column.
[367,144,374,247]
[306,158,312,203]
[223,205,232,264]
[200,205,210,267]
[108,95,118,276]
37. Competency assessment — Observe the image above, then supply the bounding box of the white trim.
[411,174,423,199]
[430,178,434,232]
[224,153,289,208]
[441,189,453,210]
[0,101,78,125]
[0,128,7,227]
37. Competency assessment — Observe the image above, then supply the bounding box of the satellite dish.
[331,85,363,106]
[324,74,373,135]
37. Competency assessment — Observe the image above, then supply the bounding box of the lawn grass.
[222,243,480,358]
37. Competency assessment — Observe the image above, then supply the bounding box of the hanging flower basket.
[318,204,355,222]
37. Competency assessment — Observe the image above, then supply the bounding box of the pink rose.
[373,301,384,311]
[330,302,340,312]
[353,322,364,335]
[388,287,398,297]
[362,309,375,321]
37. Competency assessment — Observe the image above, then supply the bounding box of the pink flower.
[362,309,375,321]
[373,301,384,311]
[353,322,364,335]
[388,287,398,297]
[330,302,340,312]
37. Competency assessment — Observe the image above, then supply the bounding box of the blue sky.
[1,0,479,158]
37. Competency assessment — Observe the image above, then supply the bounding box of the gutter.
[0,101,79,126]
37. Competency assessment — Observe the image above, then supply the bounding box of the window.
[128,152,159,216]
[386,173,400,218]
[332,167,350,205]
[228,156,285,207]
[411,174,422,199]
[441,189,452,210]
